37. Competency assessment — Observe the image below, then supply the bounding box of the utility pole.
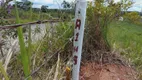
[141,8,142,15]
[72,0,87,80]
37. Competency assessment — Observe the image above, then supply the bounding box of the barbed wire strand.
[24,35,73,80]
[0,19,63,30]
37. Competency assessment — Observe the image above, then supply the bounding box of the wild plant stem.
[14,0,31,79]
[0,62,9,80]
[28,1,33,61]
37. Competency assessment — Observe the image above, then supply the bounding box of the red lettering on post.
[74,46,78,52]
[73,56,78,65]
[75,33,79,41]
[75,19,81,30]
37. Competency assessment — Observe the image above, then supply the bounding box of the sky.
[128,0,142,12]
[113,0,142,12]
[17,0,75,9]
[12,0,142,12]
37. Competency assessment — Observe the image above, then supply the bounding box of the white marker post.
[72,0,87,80]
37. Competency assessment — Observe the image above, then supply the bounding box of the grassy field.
[0,9,73,25]
[108,21,142,71]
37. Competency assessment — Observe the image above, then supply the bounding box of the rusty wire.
[0,19,63,30]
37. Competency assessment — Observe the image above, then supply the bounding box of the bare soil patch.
[80,62,137,80]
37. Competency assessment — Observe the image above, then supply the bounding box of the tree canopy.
[41,5,48,12]
[15,0,33,11]
[61,0,71,9]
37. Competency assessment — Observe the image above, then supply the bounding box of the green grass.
[3,9,51,25]
[108,21,142,69]
[0,62,9,80]
[14,0,31,79]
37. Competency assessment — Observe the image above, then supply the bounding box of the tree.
[61,0,71,9]
[121,0,133,12]
[0,0,12,18]
[41,5,48,12]
[85,0,133,50]
[15,0,33,11]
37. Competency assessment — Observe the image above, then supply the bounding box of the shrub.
[124,12,141,24]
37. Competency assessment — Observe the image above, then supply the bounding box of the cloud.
[128,6,141,12]
[128,0,142,12]
[31,0,75,8]
[32,0,53,4]
[114,0,121,3]
[31,0,61,8]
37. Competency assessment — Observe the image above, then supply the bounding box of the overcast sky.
[128,0,142,12]
[15,0,142,12]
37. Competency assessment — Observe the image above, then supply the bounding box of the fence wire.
[0,20,73,80]
[0,19,63,30]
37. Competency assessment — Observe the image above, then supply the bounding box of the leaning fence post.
[72,0,87,80]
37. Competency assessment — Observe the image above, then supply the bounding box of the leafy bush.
[86,0,122,50]
[123,12,141,24]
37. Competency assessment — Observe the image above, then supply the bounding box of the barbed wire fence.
[0,19,63,57]
[0,0,78,79]
[0,18,74,79]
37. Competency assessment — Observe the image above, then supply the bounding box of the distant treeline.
[33,8,75,14]
[122,11,142,16]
